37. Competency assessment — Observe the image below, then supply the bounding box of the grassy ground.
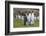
[13,18,39,28]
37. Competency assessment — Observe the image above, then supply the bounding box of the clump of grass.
[13,19,39,28]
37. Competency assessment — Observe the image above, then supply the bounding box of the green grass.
[13,18,39,28]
